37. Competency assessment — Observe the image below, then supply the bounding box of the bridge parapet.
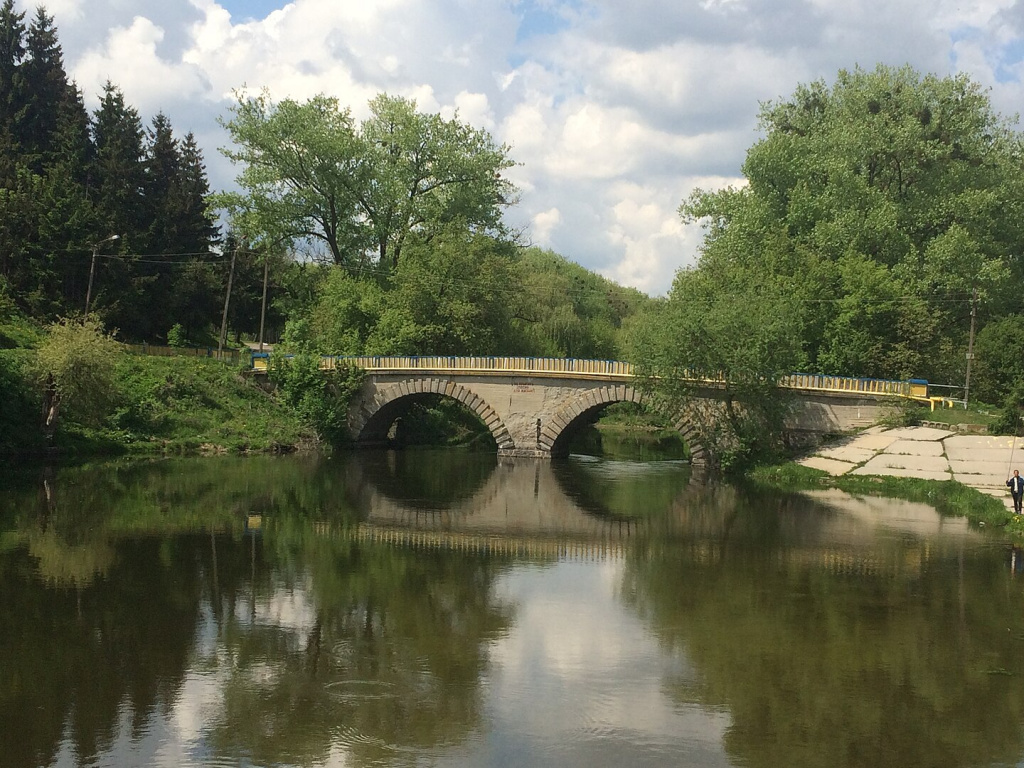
[249,353,926,399]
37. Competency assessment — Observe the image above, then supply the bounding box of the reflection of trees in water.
[550,456,693,520]
[209,529,513,765]
[0,463,513,768]
[0,535,226,768]
[623,530,1024,768]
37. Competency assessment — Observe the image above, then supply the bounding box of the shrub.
[269,353,364,445]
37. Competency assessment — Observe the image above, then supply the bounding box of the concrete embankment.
[798,426,1023,511]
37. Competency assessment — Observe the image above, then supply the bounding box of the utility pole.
[218,246,238,355]
[84,234,120,317]
[258,251,269,353]
[964,287,978,409]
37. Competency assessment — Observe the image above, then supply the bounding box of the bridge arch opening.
[555,402,690,460]
[542,386,707,465]
[350,380,514,452]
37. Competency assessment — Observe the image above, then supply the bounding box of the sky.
[19,0,1024,294]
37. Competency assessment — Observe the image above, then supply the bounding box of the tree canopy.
[676,64,1024,386]
[217,91,517,271]
[630,64,1024,467]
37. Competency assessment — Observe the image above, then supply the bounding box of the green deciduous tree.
[367,225,520,355]
[683,64,1024,385]
[512,247,648,359]
[269,352,363,445]
[305,268,385,354]
[33,317,122,440]
[217,91,516,271]
[631,244,807,470]
[971,314,1024,406]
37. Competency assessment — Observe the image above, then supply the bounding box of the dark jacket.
[1008,475,1024,495]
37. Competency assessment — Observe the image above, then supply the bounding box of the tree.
[630,240,808,470]
[971,315,1024,406]
[18,7,75,174]
[33,317,122,440]
[92,83,147,245]
[217,91,517,271]
[0,0,25,183]
[682,64,1024,384]
[366,225,521,355]
[512,247,648,359]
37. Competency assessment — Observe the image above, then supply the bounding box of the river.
[1,450,1023,768]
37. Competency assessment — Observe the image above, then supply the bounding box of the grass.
[100,355,314,454]
[749,461,1015,531]
[914,402,998,428]
[1,351,314,458]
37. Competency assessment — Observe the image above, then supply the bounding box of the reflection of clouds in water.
[163,664,227,765]
[231,575,319,645]
[471,560,734,767]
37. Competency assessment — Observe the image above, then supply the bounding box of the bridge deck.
[250,353,927,400]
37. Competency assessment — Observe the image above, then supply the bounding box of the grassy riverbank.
[0,350,313,458]
[749,461,1017,532]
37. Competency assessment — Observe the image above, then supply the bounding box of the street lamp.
[84,234,120,317]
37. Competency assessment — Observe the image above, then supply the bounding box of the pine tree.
[18,8,73,173]
[90,83,147,331]
[0,0,25,184]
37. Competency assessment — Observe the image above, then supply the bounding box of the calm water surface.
[2,450,1023,768]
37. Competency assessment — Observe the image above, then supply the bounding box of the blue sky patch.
[218,0,289,23]
[515,0,579,43]
[996,39,1024,84]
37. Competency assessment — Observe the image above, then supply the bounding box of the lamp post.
[84,234,120,317]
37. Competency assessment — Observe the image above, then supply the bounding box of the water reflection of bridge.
[317,454,977,577]
[313,522,931,577]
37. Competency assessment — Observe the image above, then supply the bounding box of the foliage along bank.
[631,64,1024,471]
[0,314,313,457]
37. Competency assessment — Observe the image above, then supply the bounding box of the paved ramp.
[798,426,1024,510]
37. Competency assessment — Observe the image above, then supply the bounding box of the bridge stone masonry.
[250,354,932,464]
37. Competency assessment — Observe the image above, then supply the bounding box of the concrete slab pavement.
[798,426,1022,510]
[858,454,950,472]
[817,445,877,464]
[797,456,856,475]
[878,426,954,441]
[849,466,953,481]
[885,440,944,456]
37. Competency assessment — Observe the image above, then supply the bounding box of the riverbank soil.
[798,426,1023,511]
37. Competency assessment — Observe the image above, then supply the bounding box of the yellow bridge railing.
[249,353,927,399]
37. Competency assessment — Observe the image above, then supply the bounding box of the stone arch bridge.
[251,355,928,463]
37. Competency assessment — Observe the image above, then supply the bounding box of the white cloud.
[74,17,211,114]
[532,207,562,245]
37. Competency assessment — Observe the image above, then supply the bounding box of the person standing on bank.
[1008,470,1024,514]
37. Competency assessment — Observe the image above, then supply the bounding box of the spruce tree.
[167,131,221,342]
[18,8,72,173]
[0,0,25,184]
[90,83,147,332]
